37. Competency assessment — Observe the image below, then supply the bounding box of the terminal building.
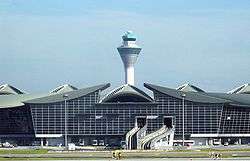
[1,32,250,149]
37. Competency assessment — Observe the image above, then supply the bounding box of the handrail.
[136,125,147,149]
[150,127,175,149]
[125,126,140,149]
[140,125,167,149]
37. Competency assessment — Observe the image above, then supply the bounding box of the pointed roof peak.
[63,84,77,88]
[0,84,25,95]
[50,84,78,94]
[100,84,152,103]
[228,83,250,94]
[0,84,12,88]
[176,83,205,93]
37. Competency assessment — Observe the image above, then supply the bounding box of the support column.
[125,66,134,85]
[45,139,48,146]
[41,138,43,147]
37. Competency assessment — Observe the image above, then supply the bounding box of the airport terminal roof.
[0,93,47,108]
[1,82,250,108]
[145,83,250,106]
[205,92,250,106]
[25,83,110,104]
[0,84,110,108]
[144,83,230,104]
[100,84,153,103]
[176,83,205,93]
[228,84,250,94]
[0,84,25,95]
[50,84,78,94]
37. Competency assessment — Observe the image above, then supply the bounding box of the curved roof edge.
[24,83,110,104]
[100,84,153,103]
[144,83,230,104]
[0,93,47,108]
[205,92,250,106]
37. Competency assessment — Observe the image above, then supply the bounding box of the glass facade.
[94,103,159,135]
[220,105,250,134]
[29,91,99,135]
[0,107,34,135]
[1,86,250,145]
[153,91,223,135]
[29,89,226,137]
[29,90,160,135]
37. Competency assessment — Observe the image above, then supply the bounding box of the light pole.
[181,93,186,147]
[63,94,69,149]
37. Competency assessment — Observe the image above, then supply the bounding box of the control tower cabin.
[117,31,142,85]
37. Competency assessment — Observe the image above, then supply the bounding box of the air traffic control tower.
[117,31,142,85]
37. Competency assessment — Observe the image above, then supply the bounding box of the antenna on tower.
[117,31,142,85]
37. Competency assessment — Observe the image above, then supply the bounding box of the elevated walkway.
[125,124,148,150]
[126,126,140,150]
[136,124,147,149]
[126,116,175,150]
[139,125,175,150]
[150,127,175,149]
[140,125,167,149]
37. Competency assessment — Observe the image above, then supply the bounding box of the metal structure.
[63,94,68,148]
[181,93,186,146]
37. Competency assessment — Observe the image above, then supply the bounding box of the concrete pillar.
[45,139,48,146]
[209,139,213,146]
[41,138,43,147]
[239,138,242,145]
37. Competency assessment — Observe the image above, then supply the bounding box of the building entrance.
[136,117,147,128]
[163,116,174,128]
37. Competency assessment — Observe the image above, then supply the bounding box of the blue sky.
[0,0,250,93]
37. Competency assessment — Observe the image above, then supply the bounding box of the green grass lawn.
[1,148,250,160]
[171,147,250,152]
[0,149,48,154]
[199,148,250,152]
[0,158,100,160]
